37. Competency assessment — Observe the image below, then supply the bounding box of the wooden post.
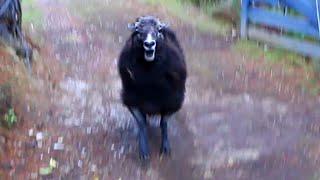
[241,0,250,38]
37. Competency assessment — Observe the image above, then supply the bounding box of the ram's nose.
[143,33,156,50]
[144,40,156,50]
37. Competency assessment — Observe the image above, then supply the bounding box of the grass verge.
[233,40,320,95]
[233,40,307,67]
[140,0,232,36]
[22,0,43,28]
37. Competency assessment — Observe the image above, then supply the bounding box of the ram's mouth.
[144,50,155,61]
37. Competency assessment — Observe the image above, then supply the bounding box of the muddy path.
[1,0,320,179]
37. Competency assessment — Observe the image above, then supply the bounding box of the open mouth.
[144,49,155,61]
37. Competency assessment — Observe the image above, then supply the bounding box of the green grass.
[233,40,307,67]
[233,40,265,60]
[141,0,232,36]
[234,40,320,95]
[22,0,43,27]
[233,40,307,74]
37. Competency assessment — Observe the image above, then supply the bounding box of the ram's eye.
[157,32,164,39]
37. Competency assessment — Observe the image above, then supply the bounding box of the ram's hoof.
[138,134,150,161]
[139,153,150,160]
[160,142,171,156]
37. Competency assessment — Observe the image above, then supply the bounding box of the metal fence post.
[241,0,250,38]
[316,0,320,38]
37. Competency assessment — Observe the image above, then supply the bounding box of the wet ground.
[1,0,320,179]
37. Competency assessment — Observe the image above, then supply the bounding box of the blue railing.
[241,0,320,58]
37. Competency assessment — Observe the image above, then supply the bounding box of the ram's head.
[128,16,168,62]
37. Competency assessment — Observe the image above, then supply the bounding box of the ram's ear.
[127,23,136,31]
[158,22,169,31]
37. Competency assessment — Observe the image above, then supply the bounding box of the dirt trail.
[1,0,320,179]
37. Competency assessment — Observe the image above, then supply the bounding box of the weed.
[3,108,17,129]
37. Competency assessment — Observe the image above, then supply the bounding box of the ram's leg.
[15,26,33,71]
[0,25,16,47]
[160,114,172,155]
[16,40,33,72]
[0,25,32,72]
[129,107,150,160]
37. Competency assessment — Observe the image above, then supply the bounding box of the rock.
[30,172,38,179]
[58,137,64,143]
[60,164,71,174]
[231,28,237,38]
[0,135,5,145]
[49,158,57,168]
[28,129,34,137]
[243,93,252,104]
[91,164,97,172]
[0,162,12,170]
[53,143,64,150]
[81,147,86,158]
[86,127,92,134]
[78,160,83,168]
[0,141,4,155]
[36,132,43,141]
[204,169,213,179]
[25,140,37,149]
[37,141,43,149]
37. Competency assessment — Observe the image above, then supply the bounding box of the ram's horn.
[157,21,169,30]
[128,21,140,31]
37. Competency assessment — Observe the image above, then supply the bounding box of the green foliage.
[3,108,17,129]
[142,0,231,35]
[22,0,43,27]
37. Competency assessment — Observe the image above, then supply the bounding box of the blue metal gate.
[241,0,320,58]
